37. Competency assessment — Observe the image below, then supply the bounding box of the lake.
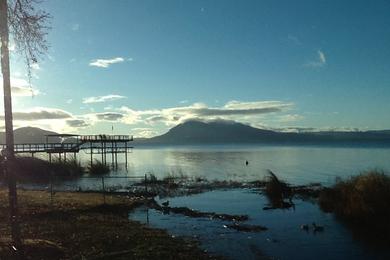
[78,144,390,185]
[31,144,390,259]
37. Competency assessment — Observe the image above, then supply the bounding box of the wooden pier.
[0,134,134,167]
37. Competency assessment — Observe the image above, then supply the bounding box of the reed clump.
[87,160,110,175]
[319,170,390,238]
[50,157,84,177]
[264,170,293,209]
[0,156,84,182]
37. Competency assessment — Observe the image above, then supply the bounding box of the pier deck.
[0,134,134,166]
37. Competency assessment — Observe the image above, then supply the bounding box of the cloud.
[120,100,294,126]
[0,108,72,121]
[11,85,40,96]
[0,77,40,96]
[277,114,304,123]
[132,127,159,138]
[305,50,326,68]
[89,57,125,68]
[82,94,127,104]
[30,63,41,70]
[93,112,124,122]
[66,119,89,128]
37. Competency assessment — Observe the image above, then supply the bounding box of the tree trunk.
[0,0,21,249]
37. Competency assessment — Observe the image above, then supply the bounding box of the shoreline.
[0,188,220,259]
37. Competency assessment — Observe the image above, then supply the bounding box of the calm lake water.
[130,189,390,260]
[32,144,390,259]
[78,144,390,185]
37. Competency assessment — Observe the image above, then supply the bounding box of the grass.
[0,188,219,259]
[0,156,84,182]
[87,160,110,175]
[50,157,84,177]
[319,170,390,240]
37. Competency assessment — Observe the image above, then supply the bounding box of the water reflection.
[129,189,390,260]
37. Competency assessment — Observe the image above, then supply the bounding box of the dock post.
[101,141,104,164]
[144,173,147,193]
[114,142,118,168]
[101,177,106,204]
[125,142,128,168]
[111,141,114,166]
[90,142,93,165]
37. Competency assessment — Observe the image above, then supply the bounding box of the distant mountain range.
[2,121,390,145]
[135,120,390,145]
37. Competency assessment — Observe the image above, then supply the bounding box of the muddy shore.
[0,188,220,259]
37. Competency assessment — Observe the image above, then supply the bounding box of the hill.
[137,120,390,145]
[0,127,60,144]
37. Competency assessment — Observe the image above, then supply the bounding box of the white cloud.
[30,63,41,70]
[89,57,125,68]
[0,77,40,96]
[0,107,72,121]
[82,94,127,104]
[305,50,326,68]
[119,100,294,126]
[277,114,304,123]
[132,127,158,138]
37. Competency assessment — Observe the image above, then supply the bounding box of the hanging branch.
[7,0,51,83]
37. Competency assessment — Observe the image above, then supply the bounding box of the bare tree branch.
[7,0,51,82]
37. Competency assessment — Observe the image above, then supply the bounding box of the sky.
[1,0,390,137]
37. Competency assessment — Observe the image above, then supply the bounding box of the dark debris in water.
[147,199,249,222]
[223,223,267,232]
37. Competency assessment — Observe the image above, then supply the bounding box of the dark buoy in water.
[245,160,249,166]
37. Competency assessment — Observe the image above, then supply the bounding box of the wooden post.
[144,174,147,193]
[101,177,106,204]
[101,141,104,164]
[90,142,93,165]
[125,142,128,168]
[111,141,114,166]
[114,142,118,168]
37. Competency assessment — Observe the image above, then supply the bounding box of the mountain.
[137,120,390,145]
[0,127,60,144]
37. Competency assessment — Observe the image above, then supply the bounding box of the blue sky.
[2,0,390,137]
